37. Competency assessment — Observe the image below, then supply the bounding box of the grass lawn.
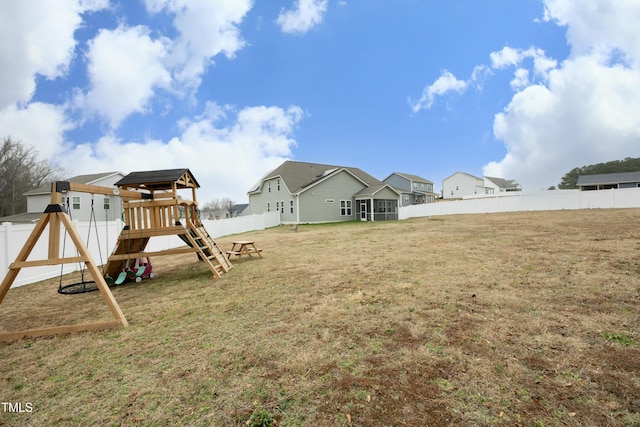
[1,209,639,426]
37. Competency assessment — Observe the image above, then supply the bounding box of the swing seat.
[114,271,128,285]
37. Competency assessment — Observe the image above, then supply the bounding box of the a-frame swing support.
[0,182,147,342]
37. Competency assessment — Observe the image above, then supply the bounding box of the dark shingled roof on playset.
[115,168,200,191]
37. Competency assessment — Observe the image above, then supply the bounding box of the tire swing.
[58,196,105,295]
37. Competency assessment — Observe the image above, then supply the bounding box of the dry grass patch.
[1,209,640,426]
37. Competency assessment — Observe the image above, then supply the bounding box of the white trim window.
[72,196,81,210]
[290,200,294,213]
[340,200,352,216]
[103,197,110,210]
[280,200,284,214]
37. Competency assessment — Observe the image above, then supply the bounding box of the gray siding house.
[16,172,125,223]
[484,176,522,193]
[577,172,640,190]
[383,172,437,205]
[248,161,401,223]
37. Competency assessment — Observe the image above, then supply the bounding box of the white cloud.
[76,25,171,128]
[71,0,252,128]
[277,0,328,34]
[484,0,640,189]
[490,46,557,87]
[0,1,107,109]
[410,71,469,113]
[543,0,640,61]
[146,0,252,88]
[0,103,72,161]
[61,103,304,202]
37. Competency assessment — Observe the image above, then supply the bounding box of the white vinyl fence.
[399,188,640,219]
[1,212,281,288]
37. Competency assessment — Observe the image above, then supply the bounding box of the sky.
[1,0,639,204]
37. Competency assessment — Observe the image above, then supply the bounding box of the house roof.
[0,212,43,223]
[115,168,200,191]
[231,203,249,214]
[354,183,401,198]
[24,171,123,196]
[484,176,520,189]
[384,172,433,184]
[443,171,483,182]
[250,160,383,194]
[576,171,640,186]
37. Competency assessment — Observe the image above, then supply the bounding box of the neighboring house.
[383,172,437,206]
[231,203,250,217]
[577,172,640,190]
[442,172,486,199]
[484,176,522,194]
[205,203,249,220]
[8,172,126,223]
[248,160,401,223]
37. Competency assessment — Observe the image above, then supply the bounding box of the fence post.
[1,222,10,278]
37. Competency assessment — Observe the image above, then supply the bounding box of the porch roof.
[354,183,401,199]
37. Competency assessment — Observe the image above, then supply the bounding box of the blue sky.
[1,0,639,203]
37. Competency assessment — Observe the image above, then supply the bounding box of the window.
[280,200,284,214]
[276,201,279,212]
[403,195,410,205]
[290,200,294,214]
[72,196,80,210]
[277,179,281,191]
[103,197,110,210]
[268,181,271,192]
[340,200,352,216]
[267,202,270,212]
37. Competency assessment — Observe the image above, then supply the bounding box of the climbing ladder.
[182,222,232,277]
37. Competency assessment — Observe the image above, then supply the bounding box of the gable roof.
[484,176,520,189]
[250,160,383,195]
[576,171,640,186]
[24,171,124,196]
[115,168,200,191]
[354,183,402,198]
[443,171,483,182]
[384,172,433,184]
[0,212,43,223]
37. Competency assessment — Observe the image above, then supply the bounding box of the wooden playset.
[0,168,232,341]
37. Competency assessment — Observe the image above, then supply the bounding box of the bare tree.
[0,137,64,217]
[201,197,234,212]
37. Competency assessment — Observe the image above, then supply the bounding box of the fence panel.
[2,213,281,289]
[399,188,640,220]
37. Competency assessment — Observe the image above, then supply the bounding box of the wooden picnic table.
[226,241,263,260]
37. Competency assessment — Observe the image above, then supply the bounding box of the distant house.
[383,172,437,206]
[0,172,126,223]
[206,203,249,220]
[577,172,640,190]
[442,172,486,199]
[484,176,522,194]
[248,160,401,223]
